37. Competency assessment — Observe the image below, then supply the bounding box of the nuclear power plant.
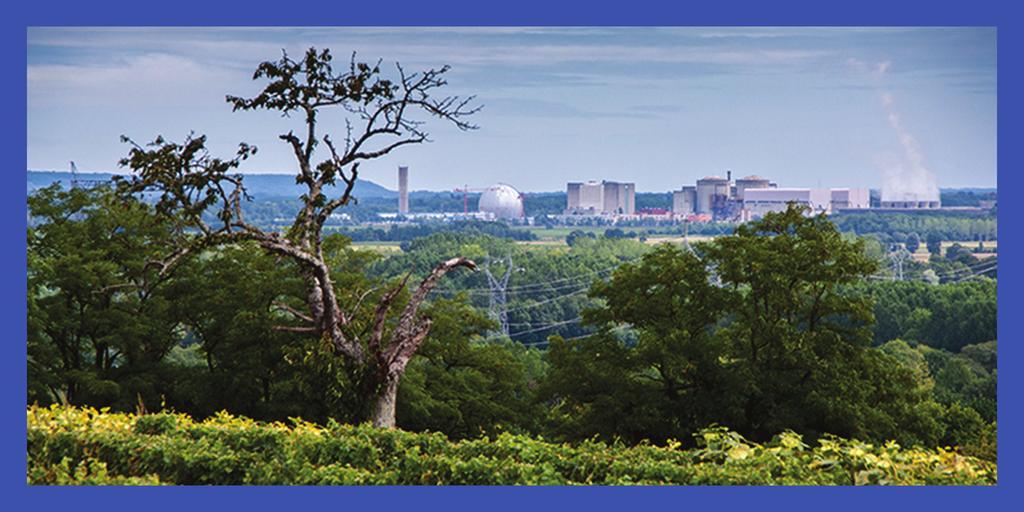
[669,171,870,221]
[385,165,955,226]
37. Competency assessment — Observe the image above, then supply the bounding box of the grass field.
[351,241,404,253]
[907,241,997,262]
[515,226,606,241]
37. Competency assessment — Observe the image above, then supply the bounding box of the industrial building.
[566,181,604,213]
[734,175,772,201]
[673,173,774,218]
[671,171,868,220]
[744,188,832,218]
[672,186,696,215]
[566,180,635,215]
[829,188,871,211]
[695,175,731,215]
[743,188,870,219]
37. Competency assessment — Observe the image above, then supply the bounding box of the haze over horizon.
[28,27,996,193]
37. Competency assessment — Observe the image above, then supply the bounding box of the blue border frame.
[4,1,1019,510]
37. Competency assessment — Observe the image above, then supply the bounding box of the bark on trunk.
[371,377,400,428]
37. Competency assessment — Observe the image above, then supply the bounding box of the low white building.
[830,188,871,211]
[743,188,832,219]
[744,187,870,219]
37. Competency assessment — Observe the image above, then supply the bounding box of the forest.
[25,47,997,485]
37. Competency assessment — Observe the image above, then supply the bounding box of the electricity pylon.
[483,255,515,336]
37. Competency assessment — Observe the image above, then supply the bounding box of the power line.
[430,264,625,296]
[479,317,584,344]
[866,257,997,282]
[503,288,592,314]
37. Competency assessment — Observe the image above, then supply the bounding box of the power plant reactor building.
[398,166,409,215]
[695,175,731,215]
[734,175,772,201]
[566,180,635,215]
[672,171,867,220]
[479,183,525,219]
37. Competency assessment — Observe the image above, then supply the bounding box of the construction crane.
[453,185,486,213]
[69,161,107,189]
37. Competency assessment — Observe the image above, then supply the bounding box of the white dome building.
[478,183,524,219]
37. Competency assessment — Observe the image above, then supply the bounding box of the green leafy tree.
[864,280,996,351]
[905,232,921,253]
[703,206,937,443]
[926,232,943,255]
[159,243,311,420]
[396,298,545,438]
[959,340,997,373]
[28,185,185,409]
[113,48,480,428]
[542,245,736,443]
[930,352,996,423]
[565,229,596,247]
[945,243,975,265]
[545,205,944,446]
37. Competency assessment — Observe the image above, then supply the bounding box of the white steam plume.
[850,59,939,202]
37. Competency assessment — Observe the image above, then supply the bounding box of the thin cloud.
[28,53,239,108]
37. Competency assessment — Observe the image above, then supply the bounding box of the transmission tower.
[483,255,515,336]
[887,244,912,281]
[681,219,695,254]
[681,220,722,286]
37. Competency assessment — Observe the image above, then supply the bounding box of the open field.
[351,241,404,253]
[907,241,997,262]
[941,240,997,250]
[515,226,606,241]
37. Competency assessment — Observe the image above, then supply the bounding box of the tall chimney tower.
[398,166,409,215]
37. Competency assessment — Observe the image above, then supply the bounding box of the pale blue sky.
[27,27,996,192]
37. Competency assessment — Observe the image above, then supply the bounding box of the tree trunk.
[371,376,400,428]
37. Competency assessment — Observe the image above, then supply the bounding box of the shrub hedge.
[27,405,995,485]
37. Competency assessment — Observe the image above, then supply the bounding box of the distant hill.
[27,171,397,200]
[940,187,997,194]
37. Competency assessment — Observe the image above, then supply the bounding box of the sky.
[27,27,996,193]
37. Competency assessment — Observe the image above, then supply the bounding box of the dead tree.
[115,48,481,428]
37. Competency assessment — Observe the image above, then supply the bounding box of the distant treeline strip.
[332,220,538,242]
